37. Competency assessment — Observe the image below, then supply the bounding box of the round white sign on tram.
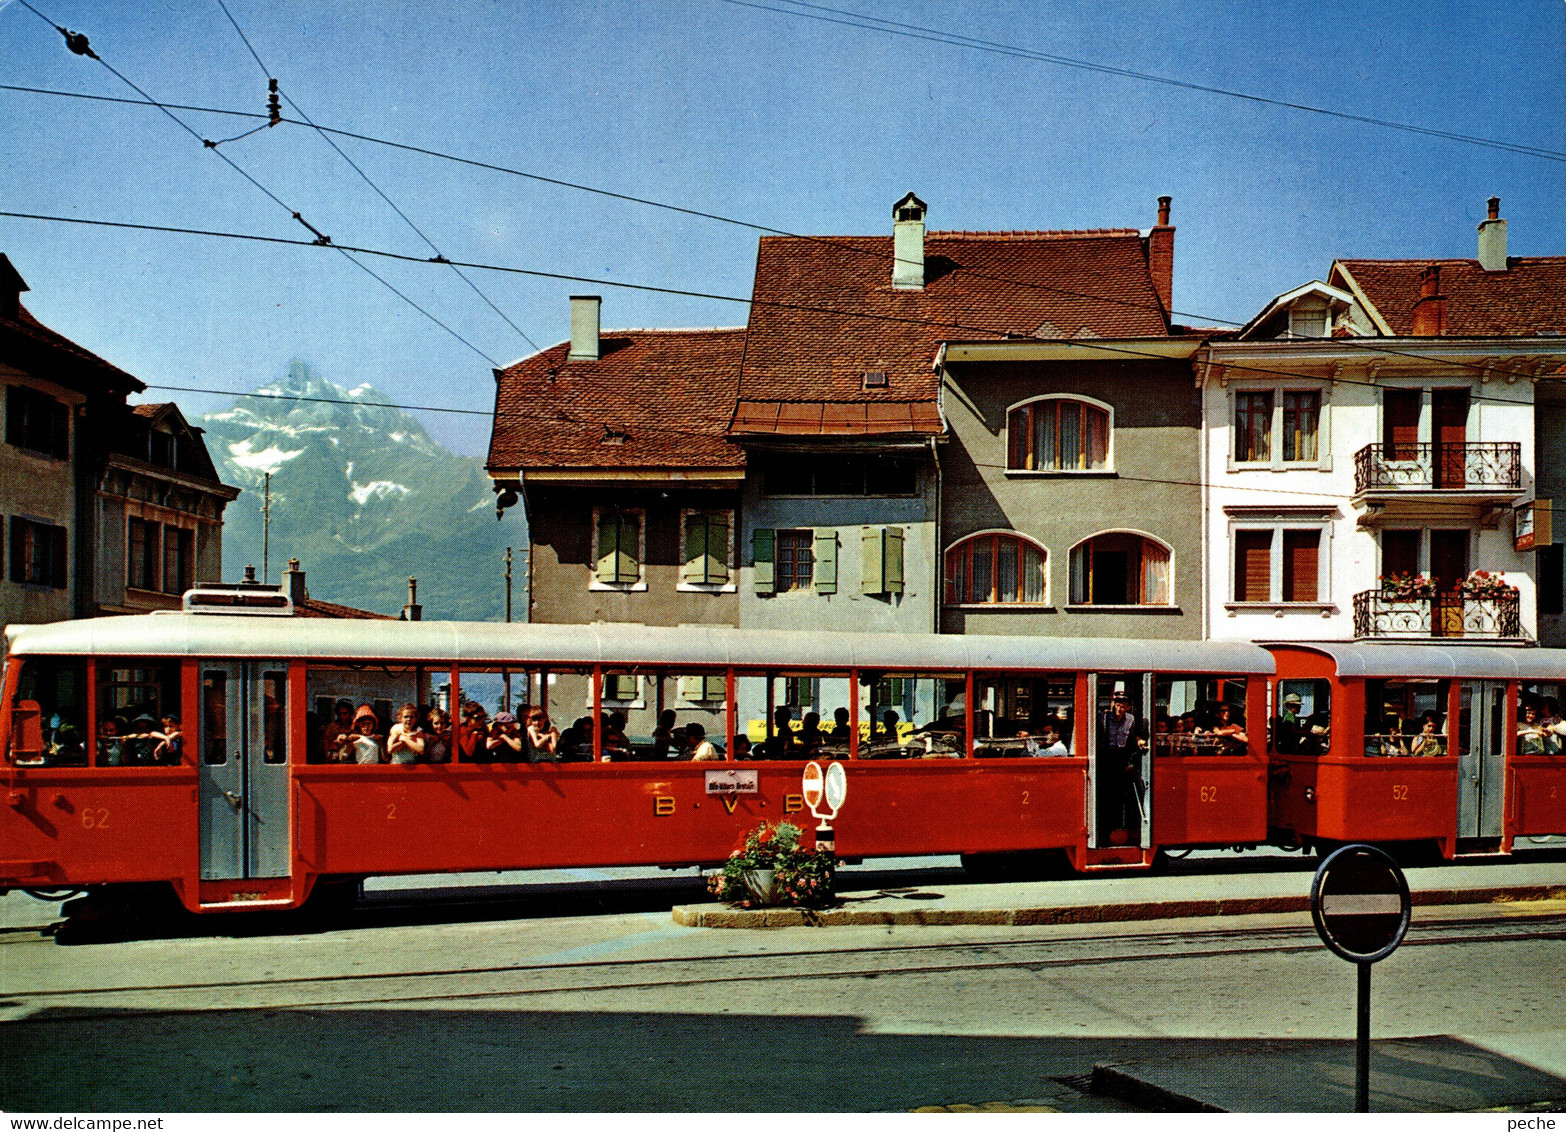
[824,761,848,813]
[801,760,825,811]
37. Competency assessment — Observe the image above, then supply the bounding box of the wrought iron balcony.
[1352,587,1522,640]
[1353,442,1521,496]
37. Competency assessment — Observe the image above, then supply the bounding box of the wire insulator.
[267,78,281,126]
[59,27,98,59]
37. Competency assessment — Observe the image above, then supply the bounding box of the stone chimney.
[0,254,29,321]
[283,557,307,604]
[242,564,257,584]
[401,576,423,621]
[1410,265,1447,336]
[568,295,601,361]
[1147,196,1175,320]
[1477,196,1508,272]
[892,192,927,290]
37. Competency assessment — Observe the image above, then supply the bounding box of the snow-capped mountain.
[203,361,522,620]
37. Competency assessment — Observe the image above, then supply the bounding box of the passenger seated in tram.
[525,707,559,762]
[457,703,489,762]
[731,734,753,760]
[151,713,184,765]
[601,711,632,760]
[877,709,901,741]
[387,704,426,765]
[1518,702,1559,756]
[799,711,824,754]
[558,716,595,761]
[652,709,680,758]
[829,707,852,742]
[759,707,800,759]
[487,712,525,761]
[122,714,160,765]
[1208,702,1247,753]
[1031,723,1069,757]
[686,722,722,761]
[1373,711,1408,757]
[347,705,384,764]
[1407,712,1446,757]
[322,700,355,762]
[97,716,124,766]
[425,707,452,764]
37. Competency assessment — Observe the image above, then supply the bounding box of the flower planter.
[743,869,779,905]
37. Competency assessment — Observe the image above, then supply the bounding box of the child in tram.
[386,703,426,765]
[322,700,355,763]
[97,716,124,767]
[651,709,679,758]
[1408,711,1446,757]
[487,712,525,761]
[152,713,184,765]
[348,705,384,764]
[457,703,489,762]
[525,706,559,762]
[1208,702,1247,753]
[424,707,452,764]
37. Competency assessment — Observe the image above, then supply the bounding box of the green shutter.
[705,674,727,702]
[683,515,708,583]
[677,675,701,702]
[814,529,837,594]
[885,527,904,595]
[753,528,775,594]
[861,527,883,594]
[595,513,620,583]
[616,512,640,583]
[705,514,729,584]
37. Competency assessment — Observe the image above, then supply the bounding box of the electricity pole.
[262,471,272,584]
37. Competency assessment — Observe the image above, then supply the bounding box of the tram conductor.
[1098,687,1146,843]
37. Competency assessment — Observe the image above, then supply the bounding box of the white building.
[1202,199,1566,646]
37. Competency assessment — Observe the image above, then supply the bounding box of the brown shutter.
[1234,530,1272,602]
[1383,390,1420,458]
[1282,530,1320,602]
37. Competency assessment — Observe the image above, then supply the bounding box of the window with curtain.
[1006,399,1110,471]
[1069,534,1172,605]
[944,534,1047,604]
[1282,392,1320,462]
[1235,392,1273,462]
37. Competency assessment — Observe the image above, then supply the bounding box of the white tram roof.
[4,616,1274,675]
[1277,642,1566,681]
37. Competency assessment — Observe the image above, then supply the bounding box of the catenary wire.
[0,80,1549,389]
[716,0,1566,163]
[4,208,1557,421]
[211,0,541,352]
[10,1,502,367]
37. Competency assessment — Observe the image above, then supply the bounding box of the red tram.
[1,604,1561,915]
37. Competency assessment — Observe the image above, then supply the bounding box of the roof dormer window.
[1288,301,1329,338]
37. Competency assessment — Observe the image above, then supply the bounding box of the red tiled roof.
[488,328,746,472]
[730,399,944,437]
[733,230,1170,430]
[131,402,166,418]
[1,302,145,395]
[294,597,393,619]
[1334,257,1566,336]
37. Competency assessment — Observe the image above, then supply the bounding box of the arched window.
[945,533,1047,605]
[1007,397,1110,471]
[1069,533,1171,605]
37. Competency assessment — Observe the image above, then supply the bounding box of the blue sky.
[2,0,1562,455]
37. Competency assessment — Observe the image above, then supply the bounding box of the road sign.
[802,761,824,810]
[824,761,847,813]
[1310,843,1412,1113]
[1311,843,1411,963]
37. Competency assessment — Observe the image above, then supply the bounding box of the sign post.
[1310,843,1412,1112]
[801,760,847,855]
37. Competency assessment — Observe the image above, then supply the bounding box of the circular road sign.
[1310,843,1412,963]
[824,761,848,813]
[801,761,824,811]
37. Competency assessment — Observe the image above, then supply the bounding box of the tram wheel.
[22,887,84,902]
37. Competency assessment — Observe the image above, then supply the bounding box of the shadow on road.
[2,1006,1561,1112]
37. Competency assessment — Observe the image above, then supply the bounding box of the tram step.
[198,898,297,911]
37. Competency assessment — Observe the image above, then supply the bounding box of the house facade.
[1203,199,1566,646]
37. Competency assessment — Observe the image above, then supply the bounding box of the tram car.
[1,593,1562,915]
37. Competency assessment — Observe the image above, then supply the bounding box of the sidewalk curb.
[670,883,1566,928]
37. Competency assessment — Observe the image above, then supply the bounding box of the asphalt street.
[2,854,1564,1112]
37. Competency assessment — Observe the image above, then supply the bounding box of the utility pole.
[262,471,272,584]
[502,546,513,712]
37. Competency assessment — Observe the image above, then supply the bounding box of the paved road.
[2,856,1564,1111]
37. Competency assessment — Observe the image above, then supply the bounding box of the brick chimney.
[0,254,29,321]
[892,192,927,290]
[568,295,601,361]
[401,576,422,621]
[1147,196,1174,321]
[1410,265,1447,335]
[283,557,307,604]
[1477,196,1508,272]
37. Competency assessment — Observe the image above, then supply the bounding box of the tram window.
[262,671,287,764]
[736,674,868,760]
[973,676,1074,757]
[97,660,180,766]
[202,671,228,765]
[1154,676,1248,756]
[308,663,428,765]
[10,657,87,766]
[1275,679,1331,755]
[1365,680,1447,757]
[861,673,966,759]
[1517,683,1564,756]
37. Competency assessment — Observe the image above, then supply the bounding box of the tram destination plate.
[705,769,759,795]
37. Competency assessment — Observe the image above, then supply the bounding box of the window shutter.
[705,674,727,702]
[617,513,641,583]
[885,527,904,595]
[50,524,67,589]
[598,512,639,584]
[813,529,837,594]
[752,528,775,594]
[1283,530,1320,602]
[861,527,883,594]
[1234,531,1272,603]
[705,514,729,584]
[683,515,708,583]
[595,513,619,583]
[677,675,701,702]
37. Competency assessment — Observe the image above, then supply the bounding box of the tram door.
[1087,673,1153,849]
[1457,680,1507,843]
[199,663,292,880]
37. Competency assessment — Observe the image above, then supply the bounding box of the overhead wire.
[716,0,1566,163]
[211,0,541,352]
[10,0,501,366]
[0,80,1551,389]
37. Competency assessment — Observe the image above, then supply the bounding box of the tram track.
[5,913,1564,1022]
